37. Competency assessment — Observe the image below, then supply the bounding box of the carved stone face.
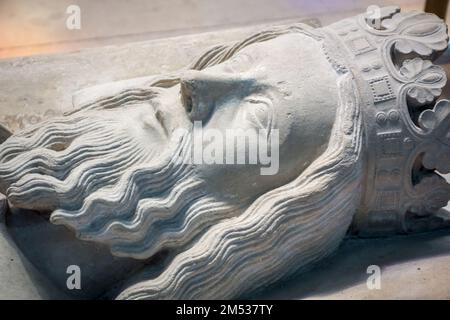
[0,31,342,229]
[0,29,356,299]
[1,6,449,301]
[135,32,340,202]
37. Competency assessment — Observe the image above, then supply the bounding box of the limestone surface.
[0,7,449,300]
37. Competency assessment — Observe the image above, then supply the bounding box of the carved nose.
[180,70,254,122]
[180,70,222,122]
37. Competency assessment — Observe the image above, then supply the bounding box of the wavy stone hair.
[118,73,364,299]
[0,24,365,299]
[113,25,365,299]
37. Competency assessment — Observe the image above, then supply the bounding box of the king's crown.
[324,6,450,235]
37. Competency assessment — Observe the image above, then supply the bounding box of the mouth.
[139,98,169,140]
[153,107,169,138]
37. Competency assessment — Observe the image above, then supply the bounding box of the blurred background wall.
[0,0,437,59]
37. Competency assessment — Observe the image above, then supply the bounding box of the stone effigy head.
[0,6,449,299]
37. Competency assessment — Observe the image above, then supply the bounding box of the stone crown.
[323,6,450,235]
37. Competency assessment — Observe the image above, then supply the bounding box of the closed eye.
[243,96,274,132]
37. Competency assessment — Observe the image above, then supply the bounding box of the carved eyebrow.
[246,86,277,103]
[244,96,272,106]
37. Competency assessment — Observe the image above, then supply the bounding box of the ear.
[69,74,180,115]
[0,123,12,144]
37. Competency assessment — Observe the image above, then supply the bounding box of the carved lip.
[146,100,170,138]
[154,107,169,138]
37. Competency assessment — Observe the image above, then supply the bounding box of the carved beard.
[0,74,364,299]
[0,108,241,259]
[117,74,365,300]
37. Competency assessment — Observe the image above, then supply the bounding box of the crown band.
[321,6,450,235]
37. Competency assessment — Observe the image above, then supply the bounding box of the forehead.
[217,32,332,86]
[238,32,319,62]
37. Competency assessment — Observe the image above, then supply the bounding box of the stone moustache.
[0,6,449,299]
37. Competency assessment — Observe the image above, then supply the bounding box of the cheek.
[192,118,282,201]
[123,106,167,143]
